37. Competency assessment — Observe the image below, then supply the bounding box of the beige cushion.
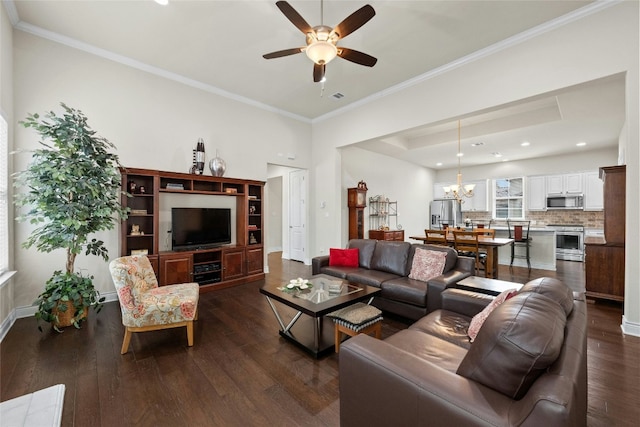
[328,302,382,326]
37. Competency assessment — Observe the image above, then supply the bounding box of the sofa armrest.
[426,268,473,312]
[311,255,330,275]
[455,255,476,274]
[441,288,493,318]
[340,334,510,427]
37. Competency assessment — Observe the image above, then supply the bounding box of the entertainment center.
[120,167,265,291]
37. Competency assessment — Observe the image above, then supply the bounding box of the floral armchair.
[109,255,199,354]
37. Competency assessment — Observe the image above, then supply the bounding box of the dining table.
[409,233,514,279]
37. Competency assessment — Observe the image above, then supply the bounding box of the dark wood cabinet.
[246,247,264,275]
[585,165,625,302]
[159,252,192,286]
[600,165,625,245]
[368,230,405,241]
[120,167,265,291]
[223,248,245,281]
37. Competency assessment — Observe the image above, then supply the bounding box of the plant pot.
[53,301,88,328]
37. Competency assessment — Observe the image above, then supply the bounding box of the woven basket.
[53,301,88,328]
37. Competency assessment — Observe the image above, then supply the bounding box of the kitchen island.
[493,227,556,271]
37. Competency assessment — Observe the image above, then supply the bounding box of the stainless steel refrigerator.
[429,199,462,229]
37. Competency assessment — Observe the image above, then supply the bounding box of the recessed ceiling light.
[471,142,484,147]
[576,142,587,147]
[154,0,169,5]
[436,162,443,166]
[456,152,464,157]
[521,141,530,146]
[491,152,503,158]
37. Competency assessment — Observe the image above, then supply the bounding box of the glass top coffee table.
[260,274,381,358]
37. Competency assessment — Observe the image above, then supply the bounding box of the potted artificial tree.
[15,103,129,332]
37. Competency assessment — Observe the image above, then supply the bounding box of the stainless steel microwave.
[546,195,584,209]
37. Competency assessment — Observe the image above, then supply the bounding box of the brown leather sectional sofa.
[311,239,475,320]
[339,277,588,427]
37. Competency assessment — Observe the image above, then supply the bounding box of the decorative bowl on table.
[282,277,312,292]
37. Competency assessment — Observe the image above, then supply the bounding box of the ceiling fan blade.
[332,4,375,40]
[276,1,313,34]
[263,48,305,59]
[338,48,377,67]
[313,63,326,82]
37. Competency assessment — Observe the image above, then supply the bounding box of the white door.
[289,169,307,262]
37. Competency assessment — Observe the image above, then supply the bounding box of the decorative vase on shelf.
[209,150,226,177]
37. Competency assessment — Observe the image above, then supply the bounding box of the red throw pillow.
[329,248,359,267]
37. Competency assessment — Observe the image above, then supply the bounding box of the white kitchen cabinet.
[461,179,488,212]
[527,175,546,211]
[584,171,604,210]
[546,173,583,195]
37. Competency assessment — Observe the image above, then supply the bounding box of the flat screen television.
[171,207,232,251]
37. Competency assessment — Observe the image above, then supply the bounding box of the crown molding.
[6,0,621,125]
[312,0,623,124]
[11,20,311,124]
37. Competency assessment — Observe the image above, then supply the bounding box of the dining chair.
[109,255,200,354]
[507,220,532,271]
[424,229,448,246]
[452,230,483,274]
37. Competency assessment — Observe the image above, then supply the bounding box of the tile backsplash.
[464,210,604,229]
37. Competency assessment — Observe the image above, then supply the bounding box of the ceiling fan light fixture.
[306,41,337,65]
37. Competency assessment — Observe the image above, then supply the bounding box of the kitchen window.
[493,177,524,219]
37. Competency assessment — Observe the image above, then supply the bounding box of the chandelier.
[443,120,475,203]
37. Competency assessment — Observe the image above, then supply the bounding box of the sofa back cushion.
[409,244,458,274]
[370,241,411,276]
[347,239,377,269]
[519,277,574,316]
[457,292,566,400]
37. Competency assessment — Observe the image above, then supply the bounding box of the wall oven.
[547,224,584,262]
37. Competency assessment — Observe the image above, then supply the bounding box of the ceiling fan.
[263,0,377,83]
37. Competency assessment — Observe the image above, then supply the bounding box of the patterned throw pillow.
[408,248,447,282]
[329,248,359,267]
[467,288,519,342]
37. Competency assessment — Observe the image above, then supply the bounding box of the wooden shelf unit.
[120,167,265,291]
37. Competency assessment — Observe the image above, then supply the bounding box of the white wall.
[340,146,434,246]
[311,2,639,333]
[11,31,312,310]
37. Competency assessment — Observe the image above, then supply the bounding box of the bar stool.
[507,220,532,271]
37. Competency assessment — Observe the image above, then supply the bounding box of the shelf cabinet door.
[223,248,245,280]
[159,253,192,286]
[246,247,264,275]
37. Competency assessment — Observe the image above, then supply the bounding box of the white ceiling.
[6,0,626,168]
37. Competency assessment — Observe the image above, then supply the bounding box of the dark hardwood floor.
[1,254,638,426]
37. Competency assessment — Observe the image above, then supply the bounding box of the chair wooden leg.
[186,321,194,347]
[335,325,342,353]
[121,328,132,355]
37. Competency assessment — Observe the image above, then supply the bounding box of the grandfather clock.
[348,187,367,239]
